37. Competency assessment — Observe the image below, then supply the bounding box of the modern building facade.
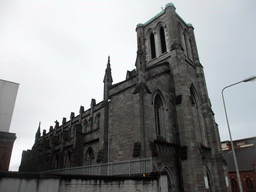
[19,3,229,191]
[0,79,18,172]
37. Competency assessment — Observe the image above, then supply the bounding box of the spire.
[35,121,41,141]
[103,56,113,100]
[107,56,110,68]
[103,56,113,83]
[37,122,41,134]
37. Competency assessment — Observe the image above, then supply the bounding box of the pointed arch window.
[179,24,187,56]
[184,31,193,60]
[89,117,93,131]
[190,85,206,145]
[53,154,59,170]
[163,167,174,192]
[203,165,213,191]
[160,27,167,53]
[95,113,100,129]
[83,119,88,133]
[246,177,253,190]
[182,32,187,56]
[231,178,238,191]
[85,147,94,165]
[154,95,164,136]
[150,33,156,59]
[64,151,72,168]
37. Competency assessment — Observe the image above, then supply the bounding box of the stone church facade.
[19,3,229,191]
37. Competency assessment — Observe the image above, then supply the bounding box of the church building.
[19,3,229,191]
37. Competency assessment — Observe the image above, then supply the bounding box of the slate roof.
[223,145,256,172]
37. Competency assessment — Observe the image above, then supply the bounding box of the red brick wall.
[229,171,256,192]
[0,132,16,171]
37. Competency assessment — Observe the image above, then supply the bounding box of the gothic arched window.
[163,167,174,192]
[179,24,187,56]
[246,178,253,190]
[89,117,93,131]
[95,113,100,129]
[154,94,164,136]
[64,151,72,168]
[184,30,193,60]
[160,27,167,53]
[231,178,238,191]
[53,154,59,170]
[150,33,156,59]
[83,119,88,133]
[190,84,206,145]
[85,147,94,165]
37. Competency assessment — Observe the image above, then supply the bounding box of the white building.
[0,79,19,132]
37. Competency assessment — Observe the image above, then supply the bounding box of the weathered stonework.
[19,3,229,191]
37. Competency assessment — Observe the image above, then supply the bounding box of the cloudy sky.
[1,0,255,171]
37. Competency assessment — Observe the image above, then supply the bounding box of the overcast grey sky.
[1,0,255,171]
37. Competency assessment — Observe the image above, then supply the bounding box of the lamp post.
[221,75,256,192]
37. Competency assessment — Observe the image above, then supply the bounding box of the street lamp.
[221,75,256,192]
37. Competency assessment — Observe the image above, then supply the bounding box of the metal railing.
[43,157,153,176]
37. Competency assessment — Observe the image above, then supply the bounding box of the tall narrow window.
[150,33,156,59]
[160,27,167,53]
[185,32,193,60]
[64,151,72,168]
[95,113,100,129]
[53,154,59,170]
[85,147,94,165]
[231,178,238,191]
[154,95,163,136]
[163,167,174,192]
[182,33,187,56]
[190,85,206,145]
[89,117,93,131]
[206,167,213,192]
[246,178,253,190]
[83,119,88,133]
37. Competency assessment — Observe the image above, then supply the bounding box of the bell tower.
[135,3,229,191]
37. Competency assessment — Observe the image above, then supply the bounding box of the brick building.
[222,137,256,192]
[19,3,229,191]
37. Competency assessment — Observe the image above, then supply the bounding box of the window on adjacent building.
[231,178,238,191]
[246,178,253,190]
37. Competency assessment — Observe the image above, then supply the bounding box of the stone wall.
[0,172,167,192]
